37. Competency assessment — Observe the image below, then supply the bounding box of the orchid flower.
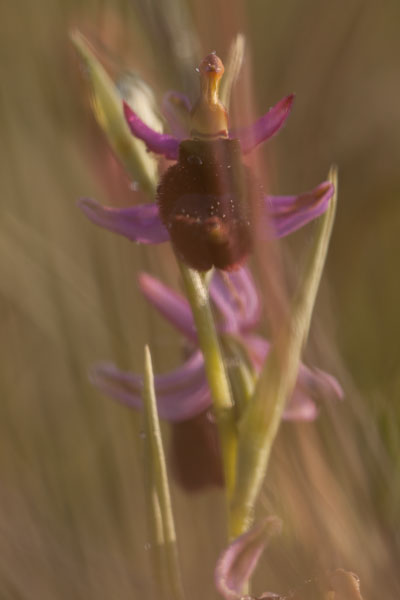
[78,53,334,271]
[90,266,343,423]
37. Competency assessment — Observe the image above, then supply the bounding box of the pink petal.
[139,268,260,342]
[215,517,282,600]
[90,351,212,422]
[210,267,261,333]
[244,335,343,421]
[265,181,334,238]
[123,101,180,160]
[138,273,197,342]
[78,198,169,244]
[282,391,319,421]
[232,94,295,154]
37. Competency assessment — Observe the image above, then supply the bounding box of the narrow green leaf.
[142,345,185,600]
[141,423,167,598]
[230,167,338,538]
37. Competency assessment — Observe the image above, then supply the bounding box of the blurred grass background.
[1,0,399,598]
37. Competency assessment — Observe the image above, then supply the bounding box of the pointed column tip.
[191,54,228,139]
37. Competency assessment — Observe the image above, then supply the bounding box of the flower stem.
[229,167,338,538]
[179,263,237,503]
[142,345,185,600]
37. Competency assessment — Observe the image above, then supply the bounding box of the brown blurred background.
[0,0,399,598]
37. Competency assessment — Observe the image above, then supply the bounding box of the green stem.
[229,168,338,538]
[179,263,237,502]
[142,346,185,600]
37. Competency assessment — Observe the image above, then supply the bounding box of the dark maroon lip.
[157,137,257,271]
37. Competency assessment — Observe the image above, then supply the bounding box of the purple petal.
[243,334,271,368]
[90,351,212,422]
[285,369,343,421]
[282,390,319,421]
[138,273,197,342]
[232,94,295,154]
[78,198,169,244]
[139,267,260,341]
[215,517,282,600]
[244,334,343,421]
[162,91,191,138]
[123,101,180,160]
[210,267,261,333]
[264,181,334,238]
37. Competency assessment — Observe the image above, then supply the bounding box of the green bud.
[71,31,158,196]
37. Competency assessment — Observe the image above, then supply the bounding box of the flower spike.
[123,101,180,160]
